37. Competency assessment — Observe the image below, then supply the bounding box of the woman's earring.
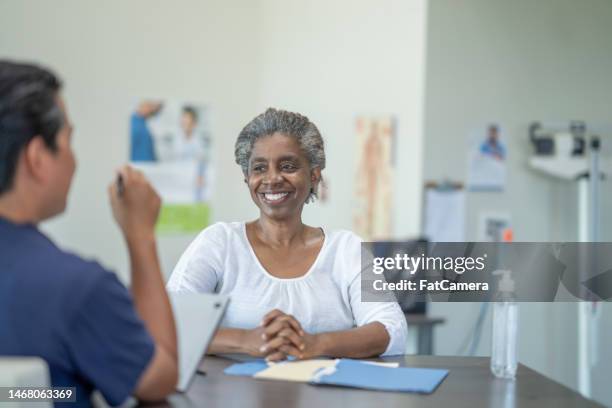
[306,186,317,204]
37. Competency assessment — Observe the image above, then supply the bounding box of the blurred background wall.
[256,0,426,240]
[0,0,427,278]
[0,0,264,280]
[1,0,611,405]
[423,0,612,403]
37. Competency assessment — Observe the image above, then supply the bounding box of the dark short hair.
[0,60,63,194]
[182,106,198,122]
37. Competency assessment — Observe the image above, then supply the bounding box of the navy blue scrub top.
[0,217,155,407]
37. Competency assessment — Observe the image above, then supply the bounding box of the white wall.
[255,0,427,237]
[0,0,262,279]
[423,0,612,404]
[6,0,608,403]
[0,0,427,270]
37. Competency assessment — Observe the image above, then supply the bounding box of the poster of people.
[353,116,395,240]
[467,123,507,191]
[129,100,212,234]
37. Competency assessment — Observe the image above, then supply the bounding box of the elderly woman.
[167,108,407,361]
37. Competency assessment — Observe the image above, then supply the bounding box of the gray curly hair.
[235,108,326,203]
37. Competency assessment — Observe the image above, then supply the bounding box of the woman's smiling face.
[247,132,320,220]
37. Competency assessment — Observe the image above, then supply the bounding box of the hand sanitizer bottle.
[491,270,518,379]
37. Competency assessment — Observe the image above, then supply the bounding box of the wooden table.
[141,355,602,408]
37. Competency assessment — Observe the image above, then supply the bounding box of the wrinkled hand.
[239,323,302,361]
[259,310,321,362]
[238,310,305,361]
[239,326,271,357]
[108,165,161,241]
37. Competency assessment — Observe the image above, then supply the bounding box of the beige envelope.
[254,359,399,382]
[254,359,338,382]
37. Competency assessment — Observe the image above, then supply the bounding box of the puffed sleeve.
[343,232,408,356]
[166,222,226,293]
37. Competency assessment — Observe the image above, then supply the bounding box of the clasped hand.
[245,309,318,362]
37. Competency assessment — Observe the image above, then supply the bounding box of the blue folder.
[224,359,449,394]
[224,360,268,376]
[312,359,448,394]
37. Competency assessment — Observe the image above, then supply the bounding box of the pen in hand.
[116,174,124,197]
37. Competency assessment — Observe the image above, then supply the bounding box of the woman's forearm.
[208,328,249,355]
[209,322,391,359]
[313,322,390,359]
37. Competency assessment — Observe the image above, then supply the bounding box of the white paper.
[466,124,507,191]
[132,161,200,203]
[424,189,465,242]
[467,154,506,191]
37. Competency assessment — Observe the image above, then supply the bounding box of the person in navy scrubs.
[0,60,178,407]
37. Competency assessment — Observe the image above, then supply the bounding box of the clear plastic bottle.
[491,270,518,379]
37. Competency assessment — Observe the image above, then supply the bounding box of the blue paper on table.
[224,360,268,376]
[313,359,448,393]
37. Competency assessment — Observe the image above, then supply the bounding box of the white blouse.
[166,222,407,355]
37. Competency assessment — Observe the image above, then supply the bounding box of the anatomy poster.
[353,116,395,240]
